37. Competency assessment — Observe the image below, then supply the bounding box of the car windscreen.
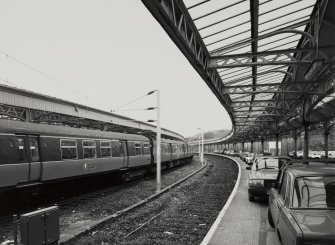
[252,158,288,171]
[292,176,335,209]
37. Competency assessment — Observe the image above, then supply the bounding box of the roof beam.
[250,0,259,116]
[231,98,298,104]
[226,90,321,95]
[209,60,311,69]
[211,45,335,60]
[211,18,314,55]
[224,80,320,89]
[235,114,296,118]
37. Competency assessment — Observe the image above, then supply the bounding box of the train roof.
[0,119,148,141]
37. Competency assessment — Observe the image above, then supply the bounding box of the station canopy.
[142,0,335,143]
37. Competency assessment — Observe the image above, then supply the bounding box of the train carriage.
[0,120,151,189]
[0,119,193,192]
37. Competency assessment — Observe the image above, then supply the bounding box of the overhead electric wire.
[0,77,26,90]
[0,50,95,103]
[114,91,156,111]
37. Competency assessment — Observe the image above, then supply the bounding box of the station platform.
[202,156,281,245]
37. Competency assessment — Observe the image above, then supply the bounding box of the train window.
[60,139,78,159]
[128,142,136,156]
[165,144,170,154]
[111,141,123,157]
[143,143,150,155]
[83,140,96,158]
[29,137,40,162]
[16,136,27,162]
[160,144,166,154]
[100,141,112,157]
[135,143,142,155]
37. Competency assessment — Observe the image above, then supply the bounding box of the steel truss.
[142,0,333,144]
[0,104,167,139]
[209,46,335,69]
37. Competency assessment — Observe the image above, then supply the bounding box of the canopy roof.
[142,0,335,142]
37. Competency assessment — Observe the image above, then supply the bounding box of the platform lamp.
[111,89,161,193]
[197,128,204,165]
[147,90,161,193]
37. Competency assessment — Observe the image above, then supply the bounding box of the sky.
[0,0,232,137]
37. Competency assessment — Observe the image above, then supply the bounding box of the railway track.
[0,159,201,244]
[66,155,239,245]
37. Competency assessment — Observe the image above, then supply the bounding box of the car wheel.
[268,209,274,228]
[248,193,255,202]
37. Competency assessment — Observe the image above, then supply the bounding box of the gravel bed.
[0,159,202,243]
[68,155,238,245]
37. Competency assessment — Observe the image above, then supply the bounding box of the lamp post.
[111,90,161,192]
[198,128,204,165]
[201,130,204,165]
[156,90,161,193]
[198,130,201,160]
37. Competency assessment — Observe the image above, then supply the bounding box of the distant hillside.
[186,129,231,142]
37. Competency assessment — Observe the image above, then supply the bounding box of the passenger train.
[0,119,193,192]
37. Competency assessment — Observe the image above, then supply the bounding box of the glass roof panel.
[187,0,244,17]
[206,30,251,52]
[202,22,250,45]
[198,9,250,35]
[314,93,335,109]
[180,0,318,134]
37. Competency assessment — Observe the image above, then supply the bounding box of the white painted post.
[198,134,201,160]
[156,90,161,193]
[201,130,204,165]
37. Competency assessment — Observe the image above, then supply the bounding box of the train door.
[28,136,41,181]
[121,140,129,168]
[16,135,41,182]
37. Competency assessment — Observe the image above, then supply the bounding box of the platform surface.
[206,156,281,245]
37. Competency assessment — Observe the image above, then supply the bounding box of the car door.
[270,171,287,229]
[278,174,300,245]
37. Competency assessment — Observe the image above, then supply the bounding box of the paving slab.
[205,156,281,245]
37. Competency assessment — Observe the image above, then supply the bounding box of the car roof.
[285,162,335,177]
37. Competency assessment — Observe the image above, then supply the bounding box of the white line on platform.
[200,154,241,245]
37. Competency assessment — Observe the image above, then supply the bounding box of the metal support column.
[303,123,309,160]
[325,131,329,159]
[302,96,311,162]
[261,138,264,153]
[25,109,31,122]
[275,134,279,156]
[251,140,254,153]
[294,135,298,159]
[324,121,329,159]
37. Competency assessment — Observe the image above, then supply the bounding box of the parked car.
[329,152,335,159]
[240,152,250,161]
[288,151,296,158]
[296,151,303,159]
[247,156,291,202]
[268,161,335,245]
[245,153,255,165]
[308,151,322,159]
[226,150,239,156]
